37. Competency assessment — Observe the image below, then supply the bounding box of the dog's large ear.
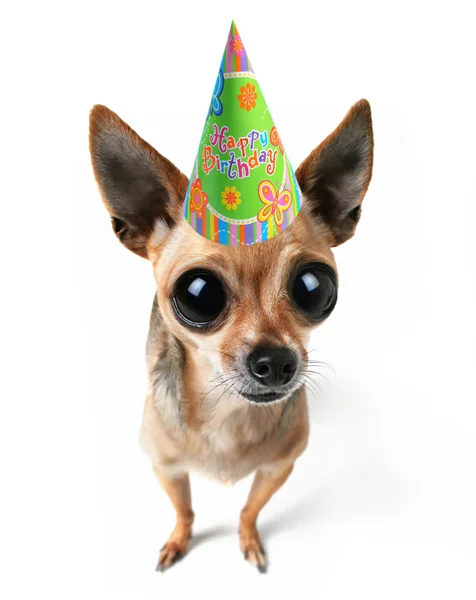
[89,105,188,258]
[296,99,373,246]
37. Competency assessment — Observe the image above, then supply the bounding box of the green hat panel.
[184,21,302,246]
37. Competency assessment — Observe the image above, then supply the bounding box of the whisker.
[301,368,334,385]
[300,373,322,398]
[213,381,237,410]
[200,380,228,406]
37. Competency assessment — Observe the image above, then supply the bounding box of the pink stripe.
[230,224,238,246]
[226,44,232,73]
[256,220,262,241]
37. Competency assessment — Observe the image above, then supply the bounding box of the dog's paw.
[156,526,192,572]
[240,524,267,573]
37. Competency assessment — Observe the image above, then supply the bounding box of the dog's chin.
[240,387,299,405]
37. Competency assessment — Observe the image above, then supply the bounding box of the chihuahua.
[89,99,373,572]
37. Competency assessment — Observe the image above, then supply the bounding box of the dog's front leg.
[239,463,294,573]
[154,468,194,571]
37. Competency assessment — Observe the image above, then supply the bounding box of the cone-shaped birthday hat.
[184,21,303,245]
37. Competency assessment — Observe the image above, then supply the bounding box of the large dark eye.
[289,263,338,322]
[172,269,227,328]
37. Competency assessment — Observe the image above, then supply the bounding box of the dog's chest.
[145,390,282,483]
[185,400,279,482]
[142,343,288,483]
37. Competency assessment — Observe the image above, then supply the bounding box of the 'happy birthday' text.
[201,124,278,179]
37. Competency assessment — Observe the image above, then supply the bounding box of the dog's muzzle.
[241,346,299,403]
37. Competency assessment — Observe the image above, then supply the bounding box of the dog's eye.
[172,269,227,328]
[289,263,338,322]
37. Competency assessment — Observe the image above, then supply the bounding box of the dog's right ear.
[296,100,373,246]
[89,105,188,259]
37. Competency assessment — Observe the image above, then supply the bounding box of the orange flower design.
[221,186,242,211]
[270,126,284,155]
[238,83,258,112]
[230,35,243,55]
[189,177,208,219]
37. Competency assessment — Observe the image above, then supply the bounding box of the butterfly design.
[209,68,224,117]
[257,180,292,226]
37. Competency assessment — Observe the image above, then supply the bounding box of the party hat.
[184,21,303,245]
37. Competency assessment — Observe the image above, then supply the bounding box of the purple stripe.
[196,215,203,236]
[241,49,248,71]
[245,223,254,245]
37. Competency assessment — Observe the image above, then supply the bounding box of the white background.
[1,1,475,598]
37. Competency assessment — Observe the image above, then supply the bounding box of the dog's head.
[89,101,373,404]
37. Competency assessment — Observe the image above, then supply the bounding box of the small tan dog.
[89,99,373,572]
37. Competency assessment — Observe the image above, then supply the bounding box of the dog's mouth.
[239,387,297,404]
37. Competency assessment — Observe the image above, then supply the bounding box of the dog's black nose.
[247,347,298,386]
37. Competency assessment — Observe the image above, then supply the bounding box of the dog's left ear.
[296,99,374,246]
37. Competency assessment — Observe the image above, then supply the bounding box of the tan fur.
[140,211,322,571]
[89,99,373,572]
[141,211,330,482]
